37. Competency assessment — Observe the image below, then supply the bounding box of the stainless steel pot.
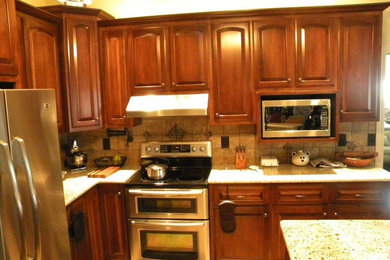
[145,164,167,180]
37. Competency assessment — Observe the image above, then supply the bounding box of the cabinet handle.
[235,195,246,199]
[287,78,291,83]
[323,212,327,217]
[298,78,303,82]
[354,193,366,197]
[295,194,306,199]
[264,213,268,218]
[334,212,338,216]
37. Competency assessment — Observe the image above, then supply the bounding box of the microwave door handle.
[0,141,26,260]
[11,137,40,260]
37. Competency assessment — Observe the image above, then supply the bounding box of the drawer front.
[212,185,269,206]
[273,184,326,204]
[330,183,387,203]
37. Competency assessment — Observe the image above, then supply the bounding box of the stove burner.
[177,176,204,182]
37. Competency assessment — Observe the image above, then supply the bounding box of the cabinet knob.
[161,83,165,87]
[264,213,268,218]
[117,192,122,197]
[354,193,365,197]
[122,116,126,119]
[172,82,176,86]
[295,194,306,199]
[340,109,344,113]
[287,78,291,83]
[334,212,338,216]
[236,195,246,199]
[215,113,219,117]
[95,117,99,121]
[323,212,327,217]
[298,78,303,82]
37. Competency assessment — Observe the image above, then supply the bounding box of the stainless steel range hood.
[126,93,209,118]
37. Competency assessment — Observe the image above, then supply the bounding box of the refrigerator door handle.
[11,137,40,260]
[0,141,26,260]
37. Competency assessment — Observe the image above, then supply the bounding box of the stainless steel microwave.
[261,98,332,139]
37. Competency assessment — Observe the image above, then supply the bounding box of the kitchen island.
[280,219,390,260]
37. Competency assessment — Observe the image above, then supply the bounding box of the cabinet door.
[101,28,130,128]
[84,187,105,260]
[128,26,168,94]
[17,14,64,130]
[295,16,337,88]
[99,184,129,260]
[253,19,295,89]
[339,14,381,121]
[169,23,210,91]
[65,14,102,131]
[271,205,326,260]
[212,206,269,260]
[211,22,252,124]
[330,204,388,219]
[0,0,18,76]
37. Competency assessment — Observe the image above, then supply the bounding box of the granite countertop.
[208,165,390,183]
[62,167,139,206]
[280,220,390,260]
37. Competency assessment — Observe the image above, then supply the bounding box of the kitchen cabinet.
[15,3,64,130]
[42,6,113,132]
[100,28,130,128]
[253,15,337,91]
[0,0,18,78]
[210,182,390,260]
[210,184,270,260]
[66,187,105,260]
[127,22,211,95]
[339,13,381,122]
[99,184,129,260]
[211,21,253,125]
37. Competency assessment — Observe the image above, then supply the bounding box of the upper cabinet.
[0,0,18,78]
[100,28,130,128]
[42,6,113,132]
[253,15,337,92]
[127,21,211,95]
[211,21,253,125]
[16,4,64,130]
[339,14,381,122]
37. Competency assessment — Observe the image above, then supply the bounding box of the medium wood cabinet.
[99,184,129,260]
[100,28,130,128]
[339,14,381,122]
[210,182,390,260]
[127,22,211,95]
[16,7,64,130]
[253,15,337,91]
[0,0,18,77]
[211,21,253,125]
[66,187,104,260]
[210,185,270,260]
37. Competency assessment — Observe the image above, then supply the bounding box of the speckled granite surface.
[62,168,138,205]
[208,165,390,183]
[281,220,390,260]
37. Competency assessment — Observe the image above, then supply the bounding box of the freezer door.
[4,89,71,260]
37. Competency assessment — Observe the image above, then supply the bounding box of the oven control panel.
[141,141,212,157]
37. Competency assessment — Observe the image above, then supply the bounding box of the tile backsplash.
[60,117,376,169]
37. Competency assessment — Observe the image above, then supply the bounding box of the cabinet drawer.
[330,183,387,203]
[212,184,269,206]
[272,184,327,204]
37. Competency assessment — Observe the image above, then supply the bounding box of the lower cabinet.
[66,184,129,260]
[210,182,390,260]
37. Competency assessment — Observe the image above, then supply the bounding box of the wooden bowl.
[336,152,378,167]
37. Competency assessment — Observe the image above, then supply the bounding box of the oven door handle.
[131,220,205,227]
[127,189,204,196]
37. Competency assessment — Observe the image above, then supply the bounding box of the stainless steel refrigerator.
[0,89,71,260]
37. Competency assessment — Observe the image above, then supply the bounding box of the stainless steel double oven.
[126,141,212,260]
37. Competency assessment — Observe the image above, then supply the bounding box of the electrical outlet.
[103,138,110,150]
[221,136,229,148]
[368,134,376,146]
[338,134,347,146]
